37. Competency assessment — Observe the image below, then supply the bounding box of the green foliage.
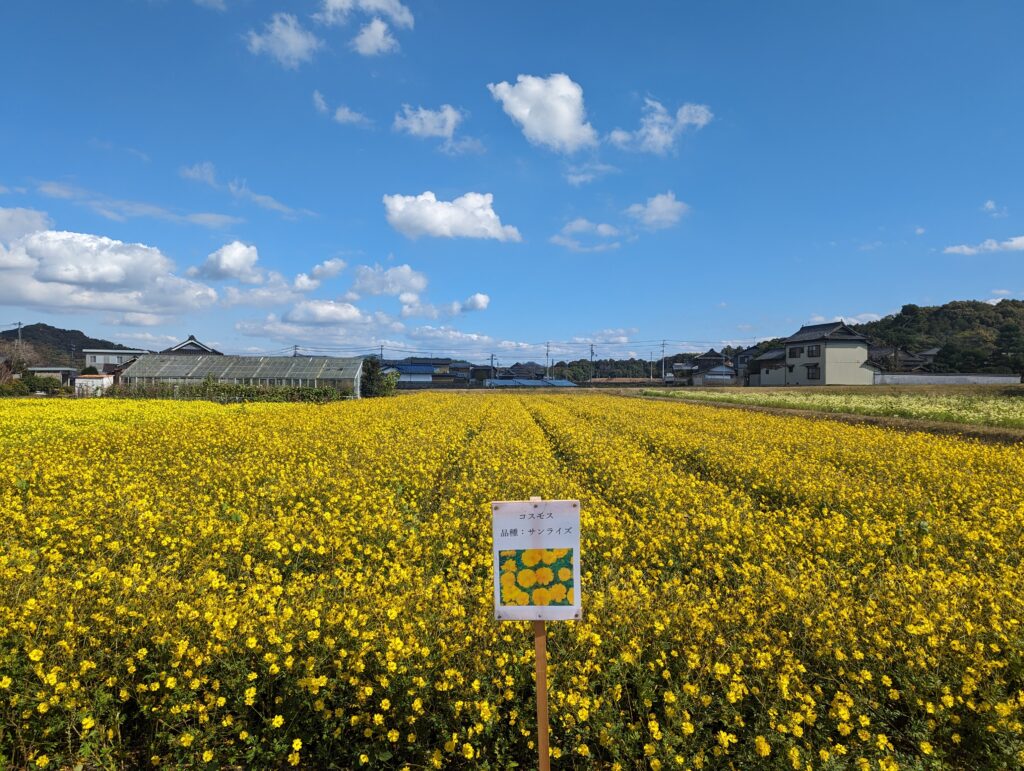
[854,299,1024,373]
[80,366,100,375]
[105,381,350,403]
[360,357,400,397]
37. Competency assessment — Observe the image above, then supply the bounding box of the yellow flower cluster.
[1,394,1022,768]
[499,549,574,606]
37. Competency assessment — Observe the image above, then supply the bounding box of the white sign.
[492,499,581,621]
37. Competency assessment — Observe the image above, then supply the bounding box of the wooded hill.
[852,299,1024,373]
[0,323,135,366]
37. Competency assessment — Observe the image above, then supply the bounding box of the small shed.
[75,373,114,397]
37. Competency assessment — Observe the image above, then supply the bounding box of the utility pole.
[545,341,550,379]
[650,351,654,380]
[293,344,299,357]
[16,321,21,352]
[490,353,495,376]
[380,344,384,361]
[661,340,666,381]
[589,344,595,383]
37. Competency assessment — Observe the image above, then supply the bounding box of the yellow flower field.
[1,394,1022,769]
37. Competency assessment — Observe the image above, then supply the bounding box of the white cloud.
[313,90,328,114]
[0,207,52,243]
[609,99,712,154]
[400,291,490,319]
[915,226,926,235]
[383,191,521,241]
[944,235,1024,255]
[550,217,621,253]
[352,18,398,55]
[983,199,1008,218]
[334,105,372,125]
[312,258,347,279]
[180,161,217,187]
[285,299,370,324]
[317,0,414,29]
[0,230,217,314]
[565,161,617,186]
[393,105,480,153]
[463,292,489,311]
[626,191,689,229]
[407,325,492,344]
[394,104,461,139]
[110,312,166,327]
[352,263,428,296]
[181,163,306,217]
[38,180,241,229]
[236,310,405,346]
[293,258,346,292]
[992,289,1013,296]
[247,13,323,69]
[227,180,302,216]
[487,74,598,154]
[221,273,303,308]
[572,328,637,345]
[189,242,263,284]
[194,0,226,9]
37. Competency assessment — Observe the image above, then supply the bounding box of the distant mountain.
[852,299,1024,373]
[0,323,137,366]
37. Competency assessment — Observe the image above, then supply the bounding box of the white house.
[780,322,878,386]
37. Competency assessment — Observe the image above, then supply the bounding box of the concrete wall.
[874,373,1021,385]
[824,340,875,385]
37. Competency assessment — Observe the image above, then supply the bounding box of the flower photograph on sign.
[499,549,575,606]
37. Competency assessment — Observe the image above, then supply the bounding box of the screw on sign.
[492,498,581,771]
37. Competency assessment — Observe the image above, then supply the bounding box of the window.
[807,344,821,358]
[788,346,803,358]
[807,364,821,380]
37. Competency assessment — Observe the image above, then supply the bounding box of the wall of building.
[874,373,1021,386]
[824,341,875,385]
[783,342,826,386]
[758,366,787,386]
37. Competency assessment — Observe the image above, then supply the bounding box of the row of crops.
[1,394,1022,768]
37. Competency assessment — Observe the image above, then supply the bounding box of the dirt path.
[622,391,1024,445]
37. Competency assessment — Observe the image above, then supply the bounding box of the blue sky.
[1,1,1022,363]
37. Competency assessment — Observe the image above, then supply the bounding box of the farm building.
[27,366,78,386]
[74,373,114,396]
[120,355,364,396]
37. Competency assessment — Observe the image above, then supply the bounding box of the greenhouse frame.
[120,355,364,397]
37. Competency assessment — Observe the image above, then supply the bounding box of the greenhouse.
[120,355,364,396]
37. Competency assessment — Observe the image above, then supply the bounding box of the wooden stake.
[533,619,550,771]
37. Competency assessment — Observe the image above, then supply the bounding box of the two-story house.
[781,322,878,385]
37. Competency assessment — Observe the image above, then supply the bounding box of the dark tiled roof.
[753,348,786,361]
[784,322,867,344]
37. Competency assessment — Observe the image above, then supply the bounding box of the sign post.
[492,498,581,771]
